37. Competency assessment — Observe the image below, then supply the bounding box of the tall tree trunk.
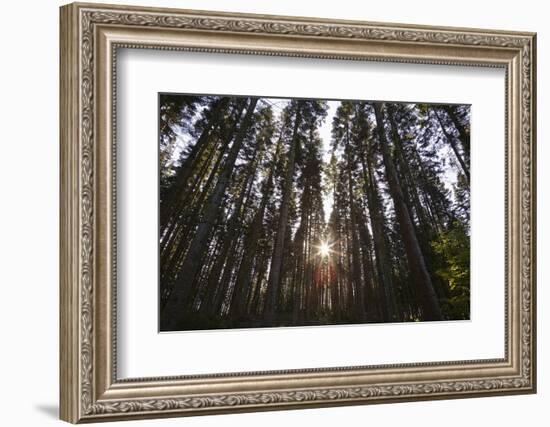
[433,108,470,184]
[159,119,239,301]
[207,146,264,317]
[360,138,396,321]
[345,127,367,321]
[160,130,231,285]
[292,207,308,322]
[230,131,284,319]
[330,220,342,322]
[343,211,354,316]
[263,102,304,323]
[357,213,378,321]
[201,174,248,316]
[387,106,431,234]
[161,98,258,330]
[249,247,269,316]
[442,105,470,156]
[372,102,443,321]
[160,98,229,227]
[409,139,448,231]
[160,101,243,272]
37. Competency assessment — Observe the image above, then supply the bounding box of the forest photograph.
[158,94,471,332]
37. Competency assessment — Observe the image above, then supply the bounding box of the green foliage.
[431,222,470,319]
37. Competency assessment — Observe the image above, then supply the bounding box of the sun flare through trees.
[158,94,470,331]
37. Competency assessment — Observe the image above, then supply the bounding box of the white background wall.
[0,0,545,425]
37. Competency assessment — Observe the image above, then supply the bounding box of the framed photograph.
[60,2,536,423]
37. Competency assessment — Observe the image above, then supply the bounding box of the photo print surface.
[159,94,471,332]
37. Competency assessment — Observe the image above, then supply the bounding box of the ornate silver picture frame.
[60,2,536,423]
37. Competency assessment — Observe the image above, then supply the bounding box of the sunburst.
[317,240,332,257]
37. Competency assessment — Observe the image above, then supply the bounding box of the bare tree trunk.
[263,102,304,323]
[201,175,248,316]
[161,98,258,330]
[433,108,470,184]
[208,147,264,317]
[372,102,443,321]
[230,131,284,319]
[442,105,470,156]
[345,127,367,321]
[160,98,229,227]
[357,214,378,321]
[160,101,245,283]
[159,131,231,287]
[360,138,396,321]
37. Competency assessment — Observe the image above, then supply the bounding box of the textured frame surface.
[60,2,536,423]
